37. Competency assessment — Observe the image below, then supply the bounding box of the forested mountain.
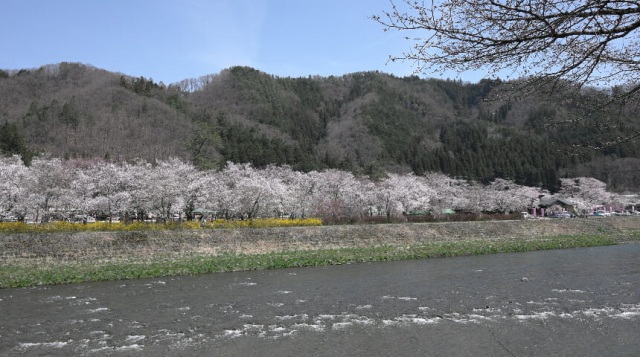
[1,63,639,193]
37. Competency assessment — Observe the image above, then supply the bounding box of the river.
[1,244,639,356]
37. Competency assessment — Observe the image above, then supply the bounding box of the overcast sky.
[1,0,490,84]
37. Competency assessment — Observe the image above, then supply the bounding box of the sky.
[1,0,489,85]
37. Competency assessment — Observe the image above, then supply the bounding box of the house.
[538,196,576,213]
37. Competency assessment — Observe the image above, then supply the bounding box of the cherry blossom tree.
[124,160,156,221]
[559,177,614,212]
[483,178,546,213]
[222,162,280,218]
[27,156,75,222]
[0,155,33,221]
[286,170,321,219]
[1,155,631,224]
[376,173,435,219]
[258,165,305,218]
[422,172,466,214]
[307,169,372,221]
[74,162,135,222]
[192,169,236,219]
[458,178,546,214]
[146,158,198,221]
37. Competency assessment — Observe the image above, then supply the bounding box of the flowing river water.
[1,244,639,356]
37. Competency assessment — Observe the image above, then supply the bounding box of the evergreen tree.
[0,122,32,165]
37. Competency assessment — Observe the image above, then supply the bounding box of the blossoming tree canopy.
[0,156,630,222]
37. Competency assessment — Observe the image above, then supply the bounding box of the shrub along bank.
[1,217,639,288]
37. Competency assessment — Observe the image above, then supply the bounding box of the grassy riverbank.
[1,218,639,288]
[0,234,623,288]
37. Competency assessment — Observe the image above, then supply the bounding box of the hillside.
[1,63,639,192]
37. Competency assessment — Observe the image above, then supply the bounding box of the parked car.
[1,214,18,222]
[613,211,631,216]
[551,211,572,218]
[70,215,97,223]
[520,212,533,220]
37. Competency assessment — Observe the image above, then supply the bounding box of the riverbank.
[2,217,639,288]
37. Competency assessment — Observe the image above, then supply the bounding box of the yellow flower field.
[0,218,322,234]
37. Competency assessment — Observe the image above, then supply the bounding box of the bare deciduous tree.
[373,0,640,146]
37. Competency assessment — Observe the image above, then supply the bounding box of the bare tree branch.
[373,0,640,146]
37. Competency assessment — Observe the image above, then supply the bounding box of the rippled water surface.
[1,244,639,356]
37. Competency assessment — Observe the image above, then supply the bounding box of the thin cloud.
[184,0,267,74]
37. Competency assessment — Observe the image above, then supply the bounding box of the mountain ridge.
[1,62,639,192]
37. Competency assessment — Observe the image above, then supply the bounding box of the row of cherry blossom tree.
[0,155,634,223]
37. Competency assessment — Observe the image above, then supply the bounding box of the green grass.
[0,234,617,288]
